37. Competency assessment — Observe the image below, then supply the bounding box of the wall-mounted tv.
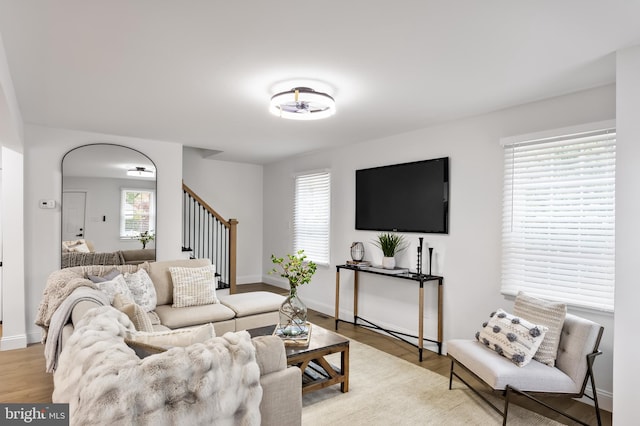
[355,157,449,234]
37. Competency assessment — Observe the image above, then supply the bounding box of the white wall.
[0,147,25,350]
[0,32,25,350]
[263,84,616,409]
[182,147,264,284]
[63,176,156,252]
[23,124,183,343]
[613,45,640,425]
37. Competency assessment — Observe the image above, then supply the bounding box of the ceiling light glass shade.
[127,166,154,177]
[270,87,336,120]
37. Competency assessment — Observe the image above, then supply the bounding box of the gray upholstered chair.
[447,313,604,426]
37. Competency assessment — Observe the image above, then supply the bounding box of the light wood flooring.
[0,285,611,425]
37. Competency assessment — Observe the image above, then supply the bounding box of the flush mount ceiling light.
[127,166,154,177]
[269,87,336,120]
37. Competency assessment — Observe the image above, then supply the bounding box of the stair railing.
[182,182,238,293]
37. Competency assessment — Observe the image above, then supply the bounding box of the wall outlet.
[39,199,56,209]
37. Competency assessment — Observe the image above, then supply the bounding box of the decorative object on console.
[269,250,317,337]
[416,237,424,274]
[428,247,434,276]
[350,242,365,262]
[373,232,407,269]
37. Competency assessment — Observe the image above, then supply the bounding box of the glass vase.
[279,286,308,336]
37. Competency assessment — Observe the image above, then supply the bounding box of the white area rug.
[301,339,562,425]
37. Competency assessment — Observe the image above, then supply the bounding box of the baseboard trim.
[0,333,27,351]
[237,275,263,285]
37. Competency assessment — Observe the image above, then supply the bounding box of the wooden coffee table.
[248,324,349,394]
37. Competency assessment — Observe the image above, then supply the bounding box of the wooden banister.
[182,182,238,293]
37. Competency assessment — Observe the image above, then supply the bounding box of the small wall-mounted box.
[39,199,56,209]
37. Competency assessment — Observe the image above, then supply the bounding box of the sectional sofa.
[38,258,301,425]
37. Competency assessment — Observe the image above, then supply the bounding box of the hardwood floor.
[0,285,612,425]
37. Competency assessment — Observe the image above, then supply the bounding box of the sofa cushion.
[126,323,216,347]
[476,309,548,367]
[169,264,219,308]
[147,258,211,305]
[87,268,120,284]
[447,339,579,393]
[95,274,134,303]
[123,268,157,312]
[513,291,566,367]
[154,303,236,329]
[220,292,285,317]
[113,293,154,332]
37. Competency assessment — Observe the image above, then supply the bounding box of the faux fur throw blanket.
[44,286,109,373]
[53,307,263,426]
[36,264,141,341]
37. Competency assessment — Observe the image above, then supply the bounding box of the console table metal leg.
[353,271,359,326]
[437,279,443,355]
[335,269,340,330]
[419,282,424,362]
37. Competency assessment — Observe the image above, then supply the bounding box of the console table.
[334,264,443,362]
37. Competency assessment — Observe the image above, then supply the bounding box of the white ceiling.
[1,1,639,164]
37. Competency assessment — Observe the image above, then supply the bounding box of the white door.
[62,192,87,242]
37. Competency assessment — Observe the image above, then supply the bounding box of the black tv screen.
[355,157,449,233]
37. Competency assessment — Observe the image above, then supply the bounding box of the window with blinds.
[293,171,331,265]
[120,188,155,238]
[501,126,616,312]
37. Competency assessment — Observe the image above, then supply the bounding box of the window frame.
[292,170,331,266]
[119,187,156,239]
[500,120,616,312]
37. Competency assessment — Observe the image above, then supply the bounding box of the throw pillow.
[126,323,216,347]
[123,268,157,312]
[169,264,219,308]
[124,339,168,359]
[87,268,121,284]
[476,308,549,367]
[513,291,567,367]
[112,293,154,332]
[95,274,134,304]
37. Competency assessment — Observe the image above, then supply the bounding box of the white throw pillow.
[513,292,567,367]
[123,268,157,312]
[169,264,219,308]
[95,274,134,304]
[127,323,216,347]
[476,308,548,367]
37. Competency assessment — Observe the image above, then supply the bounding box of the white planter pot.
[382,256,396,269]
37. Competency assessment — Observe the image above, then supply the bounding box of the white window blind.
[501,127,616,312]
[293,171,331,265]
[120,188,155,238]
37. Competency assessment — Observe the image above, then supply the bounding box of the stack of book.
[346,260,371,267]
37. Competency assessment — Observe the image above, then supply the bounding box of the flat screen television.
[355,157,449,233]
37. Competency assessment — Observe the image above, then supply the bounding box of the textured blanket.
[53,306,263,426]
[44,286,110,373]
[35,264,141,341]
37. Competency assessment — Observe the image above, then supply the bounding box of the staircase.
[182,182,238,293]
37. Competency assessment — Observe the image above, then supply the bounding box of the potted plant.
[269,250,317,336]
[138,231,154,249]
[373,232,407,269]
